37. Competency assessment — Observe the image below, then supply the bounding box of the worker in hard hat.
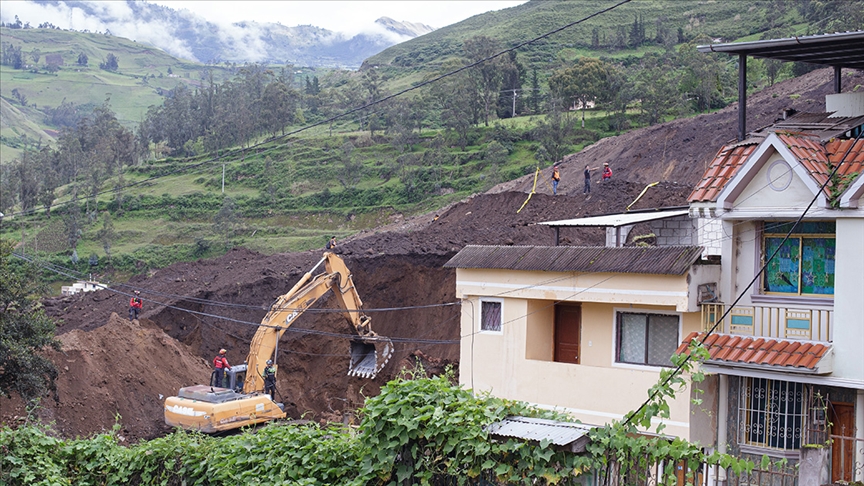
[128,291,143,321]
[262,359,277,399]
[213,349,231,388]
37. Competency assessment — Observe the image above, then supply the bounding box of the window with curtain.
[616,312,679,367]
[480,300,502,332]
[763,221,835,296]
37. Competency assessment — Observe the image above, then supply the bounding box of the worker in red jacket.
[213,349,231,388]
[128,291,143,320]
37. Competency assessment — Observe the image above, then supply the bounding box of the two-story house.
[445,239,720,440]
[445,92,864,483]
[680,92,864,483]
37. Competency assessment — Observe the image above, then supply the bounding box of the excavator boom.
[165,252,393,432]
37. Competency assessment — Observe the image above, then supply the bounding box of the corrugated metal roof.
[444,245,705,275]
[697,31,864,70]
[486,416,591,446]
[677,332,832,372]
[538,209,689,227]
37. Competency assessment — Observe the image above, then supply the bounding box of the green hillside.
[365,0,810,91]
[0,27,236,162]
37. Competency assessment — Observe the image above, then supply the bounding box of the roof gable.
[693,132,864,210]
[717,133,829,210]
[444,245,704,275]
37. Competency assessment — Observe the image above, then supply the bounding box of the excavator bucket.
[348,336,393,378]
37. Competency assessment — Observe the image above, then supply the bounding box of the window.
[480,300,502,332]
[739,377,807,450]
[616,312,679,367]
[763,222,835,296]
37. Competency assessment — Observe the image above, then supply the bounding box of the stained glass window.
[763,222,834,296]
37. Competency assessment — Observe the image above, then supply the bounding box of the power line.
[4,0,634,219]
[620,128,863,430]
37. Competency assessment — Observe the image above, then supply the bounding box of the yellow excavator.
[164,252,393,433]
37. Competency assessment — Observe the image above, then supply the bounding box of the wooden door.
[829,401,855,483]
[554,305,581,364]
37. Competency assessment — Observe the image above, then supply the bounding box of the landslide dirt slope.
[4,67,859,442]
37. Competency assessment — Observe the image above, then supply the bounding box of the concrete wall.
[457,271,705,439]
[833,218,864,382]
[456,268,692,312]
[650,215,698,247]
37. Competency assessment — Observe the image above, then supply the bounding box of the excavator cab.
[210,365,247,393]
[166,252,393,433]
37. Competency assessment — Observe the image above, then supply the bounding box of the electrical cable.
[619,128,863,430]
[4,0,634,219]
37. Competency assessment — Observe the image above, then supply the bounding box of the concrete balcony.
[701,303,833,342]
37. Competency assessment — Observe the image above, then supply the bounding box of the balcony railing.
[701,303,833,342]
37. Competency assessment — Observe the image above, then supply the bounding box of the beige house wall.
[457,268,705,439]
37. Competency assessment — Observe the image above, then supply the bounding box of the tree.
[337,141,363,190]
[11,88,27,106]
[99,53,119,71]
[548,57,610,127]
[463,36,507,126]
[0,239,61,404]
[483,140,508,185]
[97,212,116,265]
[213,197,240,247]
[30,48,41,64]
[77,52,88,66]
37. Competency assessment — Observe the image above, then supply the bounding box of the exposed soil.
[3,67,860,442]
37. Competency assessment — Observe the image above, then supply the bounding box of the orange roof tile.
[676,332,831,371]
[690,134,864,203]
[689,144,758,203]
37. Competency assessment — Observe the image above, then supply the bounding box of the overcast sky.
[2,1,528,35]
[149,1,527,33]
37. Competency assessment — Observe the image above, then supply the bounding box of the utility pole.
[511,89,517,118]
[222,163,225,194]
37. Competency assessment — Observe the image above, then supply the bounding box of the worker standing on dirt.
[584,165,598,194]
[213,349,231,388]
[128,291,143,321]
[262,360,277,399]
[326,236,337,250]
[551,165,561,195]
[602,162,612,182]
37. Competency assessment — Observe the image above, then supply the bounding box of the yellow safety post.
[626,182,659,211]
[517,167,541,214]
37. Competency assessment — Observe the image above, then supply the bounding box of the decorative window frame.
[759,221,835,299]
[737,376,809,456]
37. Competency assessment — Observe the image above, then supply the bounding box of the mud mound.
[2,314,211,441]
[495,68,864,194]
[10,68,859,441]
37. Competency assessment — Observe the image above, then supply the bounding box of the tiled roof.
[688,132,864,203]
[688,143,758,202]
[778,134,864,196]
[444,245,705,275]
[676,331,832,372]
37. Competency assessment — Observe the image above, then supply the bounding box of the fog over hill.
[0,0,434,67]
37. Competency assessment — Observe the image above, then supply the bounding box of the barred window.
[739,377,807,450]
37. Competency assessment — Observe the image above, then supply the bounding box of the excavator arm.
[242,252,392,393]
